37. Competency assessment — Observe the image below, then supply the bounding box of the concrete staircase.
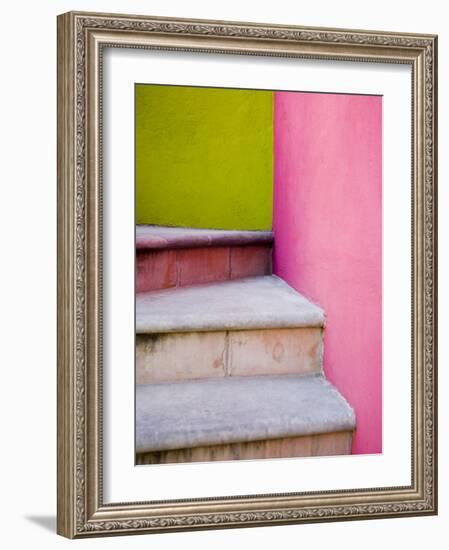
[136,225,355,464]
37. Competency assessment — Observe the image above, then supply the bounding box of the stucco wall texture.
[272,91,382,455]
[135,85,273,230]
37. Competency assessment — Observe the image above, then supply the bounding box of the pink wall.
[273,92,382,454]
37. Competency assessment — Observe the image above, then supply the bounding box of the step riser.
[136,245,271,293]
[136,327,323,384]
[136,431,352,464]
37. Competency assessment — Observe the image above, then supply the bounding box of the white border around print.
[102,47,411,503]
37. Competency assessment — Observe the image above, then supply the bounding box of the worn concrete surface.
[228,327,322,377]
[136,327,323,384]
[136,331,228,383]
[136,374,355,453]
[136,276,325,334]
[136,431,353,464]
[136,225,274,250]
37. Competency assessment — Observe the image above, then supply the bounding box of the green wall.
[136,85,273,230]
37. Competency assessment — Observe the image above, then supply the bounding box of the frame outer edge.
[56,10,438,537]
[430,35,438,514]
[57,12,77,539]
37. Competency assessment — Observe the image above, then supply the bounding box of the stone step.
[136,225,274,292]
[137,276,325,333]
[136,276,325,383]
[136,373,355,463]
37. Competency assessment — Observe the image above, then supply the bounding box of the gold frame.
[57,11,438,538]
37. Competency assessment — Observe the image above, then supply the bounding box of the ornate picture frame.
[57,11,437,538]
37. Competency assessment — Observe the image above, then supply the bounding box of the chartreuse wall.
[136,85,273,230]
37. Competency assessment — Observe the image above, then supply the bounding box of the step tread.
[136,374,355,453]
[136,225,274,250]
[136,276,325,333]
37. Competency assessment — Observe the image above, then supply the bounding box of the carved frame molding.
[57,11,437,538]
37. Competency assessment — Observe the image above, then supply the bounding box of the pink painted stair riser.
[135,226,274,292]
[136,245,272,292]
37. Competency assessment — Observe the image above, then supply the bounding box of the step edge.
[136,225,274,250]
[136,276,326,333]
[136,317,325,334]
[136,375,355,454]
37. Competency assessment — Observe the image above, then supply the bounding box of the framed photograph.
[57,11,438,538]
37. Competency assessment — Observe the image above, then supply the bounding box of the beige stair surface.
[136,373,355,463]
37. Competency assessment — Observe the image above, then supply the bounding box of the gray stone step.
[136,373,355,455]
[136,275,325,334]
[136,224,274,250]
